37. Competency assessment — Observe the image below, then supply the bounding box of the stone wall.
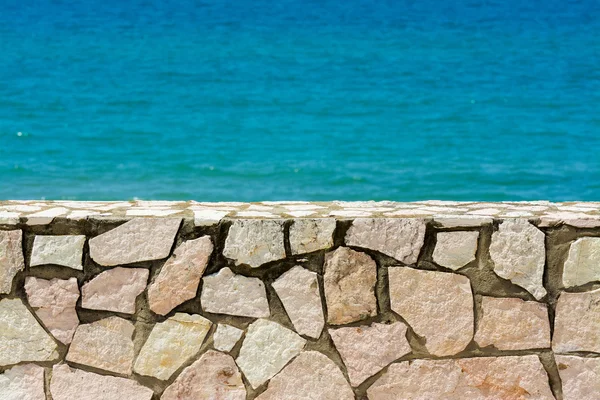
[1,200,600,399]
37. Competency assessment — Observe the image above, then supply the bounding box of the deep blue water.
[1,0,599,201]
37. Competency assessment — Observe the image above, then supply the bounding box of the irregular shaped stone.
[256,351,354,400]
[563,237,600,287]
[193,209,230,226]
[0,230,24,294]
[148,236,213,315]
[25,277,80,344]
[323,247,377,325]
[0,298,58,366]
[289,218,336,254]
[50,364,153,400]
[213,324,244,353]
[82,267,149,314]
[66,316,135,375]
[329,322,411,386]
[134,313,212,380]
[367,355,554,400]
[0,364,45,400]
[556,355,600,400]
[475,296,550,350]
[345,218,426,264]
[89,218,181,266]
[30,235,85,270]
[161,350,246,400]
[433,231,479,270]
[236,319,306,388]
[272,266,324,338]
[553,289,600,353]
[223,219,285,268]
[489,220,546,300]
[388,267,473,356]
[201,267,269,318]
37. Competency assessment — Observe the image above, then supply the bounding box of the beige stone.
[89,218,181,266]
[433,231,479,270]
[256,351,354,400]
[0,298,58,366]
[81,267,149,314]
[193,209,230,226]
[161,350,246,400]
[30,235,85,270]
[388,267,473,356]
[367,355,554,400]
[556,355,600,400]
[0,364,45,400]
[223,219,285,268]
[475,296,550,350]
[563,237,600,287]
[345,218,426,264]
[213,324,244,352]
[236,319,306,388]
[201,267,269,318]
[489,220,546,300]
[329,322,411,386]
[50,364,153,400]
[553,289,600,353]
[272,266,324,338]
[289,218,336,254]
[66,316,135,375]
[323,247,377,325]
[134,313,212,380]
[0,230,23,294]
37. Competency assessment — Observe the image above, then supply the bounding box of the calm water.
[1,0,599,201]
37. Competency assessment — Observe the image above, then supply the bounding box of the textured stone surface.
[25,277,80,344]
[345,218,426,264]
[0,364,45,400]
[134,313,212,380]
[367,355,554,400]
[0,298,58,366]
[50,364,154,400]
[272,266,324,338]
[161,350,246,400]
[148,236,213,315]
[256,351,354,400]
[389,267,473,356]
[475,296,550,350]
[82,267,149,314]
[553,288,600,353]
[489,220,546,300]
[289,218,336,254]
[563,237,600,287]
[236,319,306,389]
[223,219,285,268]
[323,247,377,325]
[213,324,244,353]
[556,355,600,400]
[89,218,181,266]
[433,231,479,270]
[329,322,411,386]
[0,230,23,294]
[30,235,85,270]
[66,316,135,374]
[201,267,269,318]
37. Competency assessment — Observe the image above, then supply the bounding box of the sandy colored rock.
[272,265,324,338]
[66,316,135,375]
[563,237,600,287]
[345,218,426,264]
[256,351,354,400]
[161,350,246,400]
[0,364,45,400]
[236,319,306,388]
[223,219,285,268]
[201,267,269,318]
[0,230,23,294]
[329,321,411,386]
[556,355,600,400]
[134,313,212,380]
[148,236,213,315]
[489,220,547,300]
[0,298,58,366]
[82,267,149,314]
[30,235,85,270]
[475,296,550,350]
[89,218,181,266]
[389,267,473,356]
[367,355,554,400]
[213,324,244,352]
[553,288,600,353]
[323,247,377,325]
[50,364,153,400]
[289,218,336,254]
[433,231,479,270]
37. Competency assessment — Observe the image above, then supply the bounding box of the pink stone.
[0,364,45,400]
[82,267,149,314]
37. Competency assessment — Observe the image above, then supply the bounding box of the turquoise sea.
[1,0,599,201]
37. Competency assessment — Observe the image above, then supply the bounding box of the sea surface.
[1,0,599,201]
